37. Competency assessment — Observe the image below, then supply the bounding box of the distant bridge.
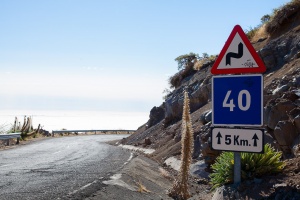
[51,129,135,136]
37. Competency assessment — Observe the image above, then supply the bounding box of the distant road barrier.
[51,129,135,136]
[0,133,21,146]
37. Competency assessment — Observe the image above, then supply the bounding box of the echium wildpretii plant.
[168,91,194,200]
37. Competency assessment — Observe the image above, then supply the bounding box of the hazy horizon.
[0,0,291,129]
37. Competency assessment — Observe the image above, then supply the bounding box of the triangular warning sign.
[211,25,266,75]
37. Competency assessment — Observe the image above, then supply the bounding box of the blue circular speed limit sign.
[212,74,263,126]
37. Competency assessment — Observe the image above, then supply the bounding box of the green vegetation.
[260,14,271,24]
[169,52,216,89]
[175,52,199,71]
[210,144,286,189]
[169,52,198,89]
[168,91,194,200]
[245,26,261,40]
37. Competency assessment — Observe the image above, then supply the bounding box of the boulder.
[292,76,300,87]
[144,137,151,146]
[199,110,211,125]
[294,115,300,133]
[190,160,209,179]
[147,106,165,128]
[264,106,272,125]
[164,93,184,125]
[198,122,220,166]
[289,108,300,119]
[190,83,211,111]
[201,141,220,166]
[272,85,289,95]
[204,110,212,123]
[281,91,299,102]
[262,55,276,69]
[264,94,276,106]
[266,100,297,129]
[292,135,300,157]
[192,135,201,159]
[274,121,299,153]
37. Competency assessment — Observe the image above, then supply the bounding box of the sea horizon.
[0,110,149,132]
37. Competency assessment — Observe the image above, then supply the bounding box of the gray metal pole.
[234,152,241,185]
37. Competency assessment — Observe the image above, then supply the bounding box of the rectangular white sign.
[211,127,264,153]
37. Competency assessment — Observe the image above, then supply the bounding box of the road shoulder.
[85,154,173,200]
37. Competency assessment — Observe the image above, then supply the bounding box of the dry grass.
[136,180,151,193]
[250,24,269,42]
[193,56,216,71]
[159,167,173,180]
[193,59,206,71]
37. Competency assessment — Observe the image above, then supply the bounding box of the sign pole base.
[234,152,241,185]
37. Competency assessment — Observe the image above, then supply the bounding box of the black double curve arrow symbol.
[226,42,243,65]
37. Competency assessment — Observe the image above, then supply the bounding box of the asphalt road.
[0,135,130,200]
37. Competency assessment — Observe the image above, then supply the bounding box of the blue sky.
[0,0,290,112]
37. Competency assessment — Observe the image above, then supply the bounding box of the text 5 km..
[211,128,263,153]
[216,133,259,147]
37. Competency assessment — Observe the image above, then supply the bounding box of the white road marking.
[0,164,13,167]
[103,174,135,191]
[53,151,61,154]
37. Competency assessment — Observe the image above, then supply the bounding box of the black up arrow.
[226,42,243,65]
[252,133,259,147]
[216,132,222,144]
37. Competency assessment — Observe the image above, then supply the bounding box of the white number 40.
[223,90,251,111]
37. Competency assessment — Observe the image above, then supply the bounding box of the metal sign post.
[234,152,241,185]
[210,24,266,186]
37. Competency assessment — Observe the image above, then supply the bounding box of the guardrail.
[0,133,21,146]
[51,129,135,136]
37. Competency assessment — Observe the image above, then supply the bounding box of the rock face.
[164,68,212,126]
[258,28,300,70]
[147,106,165,128]
[199,122,220,166]
[274,121,299,153]
[265,99,297,130]
[263,81,300,154]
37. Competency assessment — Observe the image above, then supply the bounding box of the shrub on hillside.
[209,144,286,189]
[169,53,216,89]
[168,64,195,89]
[169,53,198,89]
[175,52,199,71]
[245,26,261,40]
[266,0,300,34]
[193,54,217,70]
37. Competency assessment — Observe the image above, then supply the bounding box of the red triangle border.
[211,25,266,75]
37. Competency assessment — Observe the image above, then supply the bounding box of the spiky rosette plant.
[168,91,194,200]
[210,144,286,189]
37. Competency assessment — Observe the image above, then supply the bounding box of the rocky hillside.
[122,1,300,198]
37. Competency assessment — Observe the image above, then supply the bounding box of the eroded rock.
[274,120,299,153]
[147,106,165,128]
[266,100,297,129]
